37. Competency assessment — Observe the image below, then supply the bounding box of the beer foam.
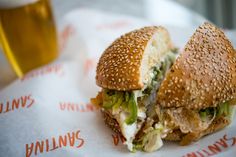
[0,0,38,8]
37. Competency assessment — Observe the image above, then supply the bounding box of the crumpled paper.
[0,8,235,157]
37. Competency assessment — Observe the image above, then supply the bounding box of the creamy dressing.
[118,112,137,151]
[138,109,146,119]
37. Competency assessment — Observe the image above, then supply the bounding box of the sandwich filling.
[92,50,177,152]
[155,101,235,145]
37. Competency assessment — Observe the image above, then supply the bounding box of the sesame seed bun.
[96,26,173,91]
[164,115,230,145]
[157,22,236,109]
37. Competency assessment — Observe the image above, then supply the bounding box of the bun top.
[96,26,173,91]
[157,22,236,109]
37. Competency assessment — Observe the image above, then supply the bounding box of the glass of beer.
[0,0,58,77]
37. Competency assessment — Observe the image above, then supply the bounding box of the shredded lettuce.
[103,90,121,109]
[143,67,161,96]
[112,93,124,114]
[143,53,175,96]
[162,52,175,74]
[199,110,207,120]
[199,101,234,121]
[228,106,235,120]
[199,107,216,121]
[134,129,163,152]
[102,90,137,125]
[217,102,229,117]
[217,102,235,120]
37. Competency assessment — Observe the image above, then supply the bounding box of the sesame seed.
[157,22,236,109]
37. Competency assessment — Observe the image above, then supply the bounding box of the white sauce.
[118,112,137,151]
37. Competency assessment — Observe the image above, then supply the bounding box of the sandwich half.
[91,26,177,152]
[156,22,236,146]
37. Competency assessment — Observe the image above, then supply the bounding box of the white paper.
[0,8,235,157]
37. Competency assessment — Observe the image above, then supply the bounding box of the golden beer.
[0,0,58,77]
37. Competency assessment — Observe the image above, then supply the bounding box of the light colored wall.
[174,0,236,29]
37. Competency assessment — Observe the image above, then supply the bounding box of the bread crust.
[96,26,172,91]
[157,22,236,109]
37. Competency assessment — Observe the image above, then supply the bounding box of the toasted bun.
[157,22,236,109]
[96,26,173,91]
[164,116,230,145]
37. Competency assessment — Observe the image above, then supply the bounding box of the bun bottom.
[101,109,123,135]
[164,116,231,145]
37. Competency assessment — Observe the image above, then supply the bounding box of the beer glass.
[0,0,58,77]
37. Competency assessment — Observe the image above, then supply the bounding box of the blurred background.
[52,0,236,29]
[175,0,236,29]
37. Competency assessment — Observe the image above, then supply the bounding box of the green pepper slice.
[125,92,138,125]
[112,92,124,111]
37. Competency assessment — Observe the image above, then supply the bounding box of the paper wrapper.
[0,8,235,157]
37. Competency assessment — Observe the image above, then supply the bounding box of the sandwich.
[156,22,236,146]
[91,22,236,152]
[91,26,177,152]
